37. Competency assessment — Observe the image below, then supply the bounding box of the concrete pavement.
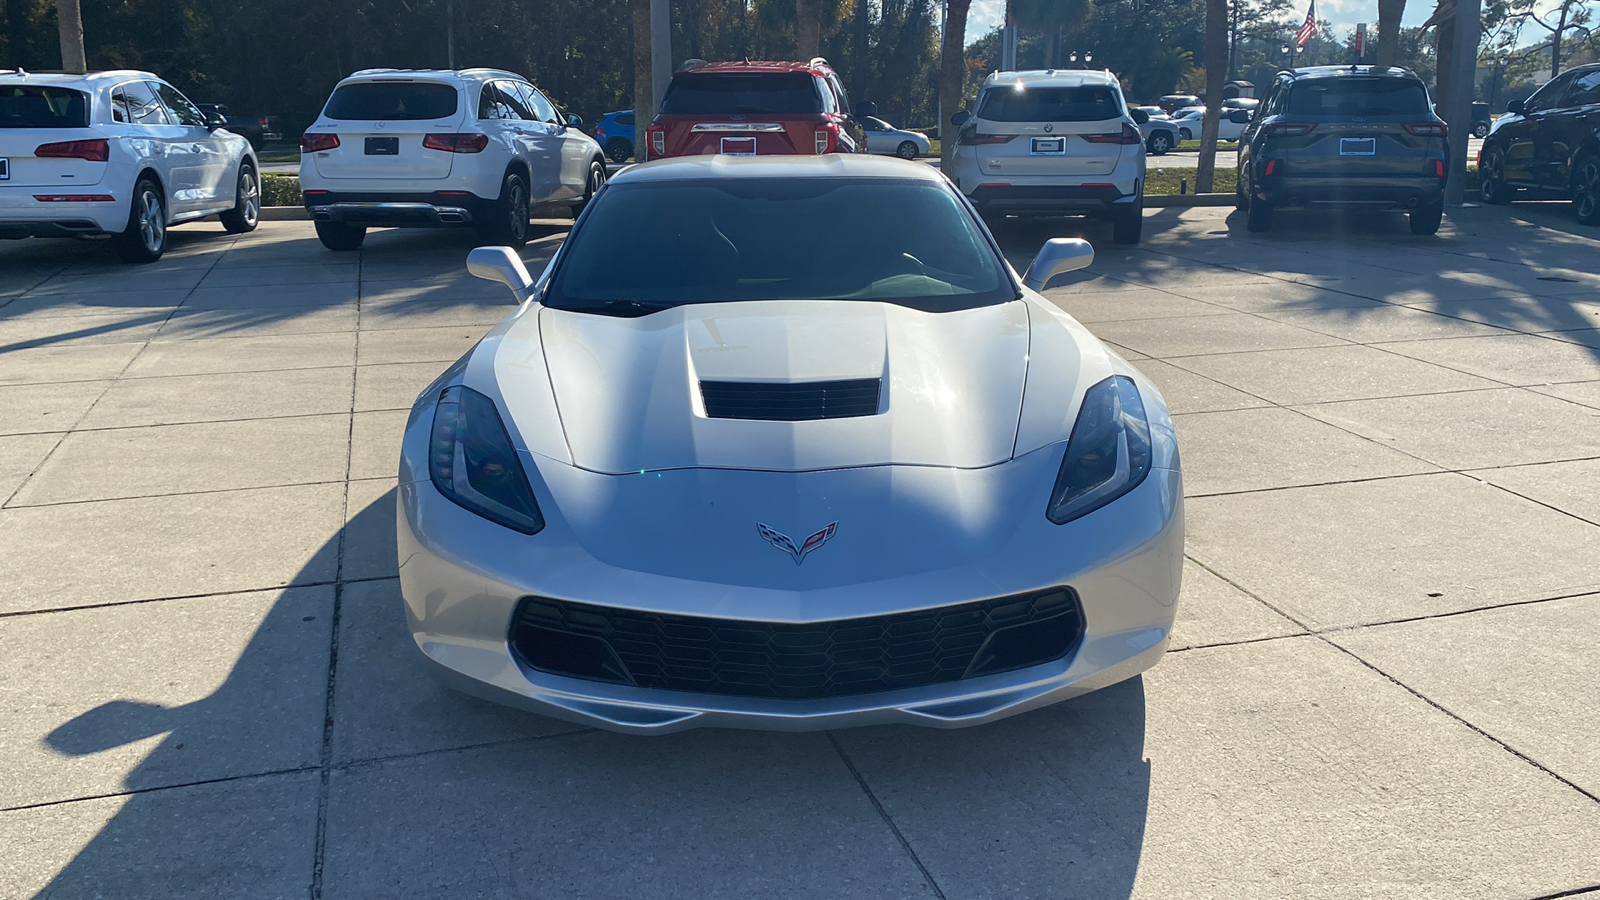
[1,201,1598,898]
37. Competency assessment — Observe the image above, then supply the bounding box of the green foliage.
[261,173,301,207]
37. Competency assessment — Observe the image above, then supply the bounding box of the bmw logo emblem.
[1044,124,1054,133]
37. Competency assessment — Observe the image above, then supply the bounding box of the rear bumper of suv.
[0,186,127,237]
[963,181,1140,216]
[1257,175,1445,209]
[303,191,492,227]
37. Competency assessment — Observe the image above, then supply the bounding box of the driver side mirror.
[566,113,584,129]
[1022,238,1095,292]
[204,111,227,130]
[951,109,972,128]
[1507,98,1526,115]
[855,100,878,118]
[1129,108,1150,124]
[1228,109,1252,124]
[467,246,535,303]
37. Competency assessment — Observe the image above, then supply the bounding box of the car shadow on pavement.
[37,484,1152,898]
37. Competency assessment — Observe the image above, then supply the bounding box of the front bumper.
[397,454,1184,735]
[304,190,493,227]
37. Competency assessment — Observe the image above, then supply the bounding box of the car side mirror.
[1228,109,1252,124]
[1129,108,1150,124]
[1022,238,1095,292]
[205,111,227,130]
[467,246,535,303]
[951,109,972,128]
[1507,98,1525,115]
[566,113,583,128]
[855,100,878,118]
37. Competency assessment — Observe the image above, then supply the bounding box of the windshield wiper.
[551,299,675,318]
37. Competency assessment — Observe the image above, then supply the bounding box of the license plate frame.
[1030,136,1067,155]
[0,158,8,180]
[719,136,757,156]
[364,136,400,156]
[1338,137,1376,156]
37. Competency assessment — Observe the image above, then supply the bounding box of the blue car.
[594,110,636,162]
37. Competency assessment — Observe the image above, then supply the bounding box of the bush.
[261,173,302,207]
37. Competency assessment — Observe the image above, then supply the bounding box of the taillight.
[1263,160,1277,177]
[423,133,489,153]
[1083,124,1142,145]
[33,194,115,202]
[301,133,340,152]
[257,117,270,128]
[649,127,665,158]
[1404,122,1447,137]
[957,132,1017,146]
[35,139,109,162]
[1262,122,1316,138]
[1435,160,1445,177]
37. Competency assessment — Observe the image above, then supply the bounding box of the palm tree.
[1195,0,1228,192]
[1377,0,1405,65]
[941,0,976,177]
[55,0,86,73]
[797,0,821,58]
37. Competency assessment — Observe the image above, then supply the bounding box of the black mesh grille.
[699,379,881,421]
[508,589,1084,700]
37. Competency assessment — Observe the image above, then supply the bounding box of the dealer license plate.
[364,137,399,156]
[1030,137,1066,155]
[0,158,9,180]
[1339,138,1376,156]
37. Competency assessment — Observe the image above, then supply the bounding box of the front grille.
[699,379,881,421]
[508,588,1085,701]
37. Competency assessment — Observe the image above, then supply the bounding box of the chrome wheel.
[589,163,605,197]
[137,189,164,254]
[1149,133,1172,154]
[508,180,528,241]
[896,141,918,160]
[239,170,259,227]
[1480,149,1508,204]
[1576,158,1600,224]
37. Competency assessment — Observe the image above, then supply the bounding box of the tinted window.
[978,86,1122,122]
[660,72,823,115]
[112,81,169,126]
[478,83,514,119]
[617,113,634,125]
[497,82,537,120]
[1285,78,1430,116]
[519,84,557,123]
[0,86,89,128]
[153,82,206,127]
[549,179,1012,313]
[1564,70,1600,107]
[325,82,458,120]
[1526,72,1574,112]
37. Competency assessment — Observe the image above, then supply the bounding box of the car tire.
[1473,122,1489,139]
[573,159,607,216]
[1479,147,1513,205]
[1236,177,1249,210]
[1147,132,1172,155]
[1178,128,1192,142]
[896,140,918,160]
[1112,198,1143,244]
[482,170,531,247]
[1410,197,1444,235]
[315,221,366,251]
[112,177,168,263]
[219,163,260,234]
[605,138,633,163]
[1246,195,1273,233]
[1571,154,1600,226]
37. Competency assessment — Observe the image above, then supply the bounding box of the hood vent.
[699,378,881,421]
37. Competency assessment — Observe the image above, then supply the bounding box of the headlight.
[430,385,544,534]
[1047,375,1152,524]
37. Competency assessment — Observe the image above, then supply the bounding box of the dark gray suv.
[1236,66,1449,235]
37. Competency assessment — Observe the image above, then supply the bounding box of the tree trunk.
[1435,14,1454,123]
[1551,3,1566,78]
[1196,0,1228,192]
[1376,0,1405,66]
[634,0,653,158]
[54,0,86,74]
[796,0,821,59]
[940,0,974,178]
[6,0,29,69]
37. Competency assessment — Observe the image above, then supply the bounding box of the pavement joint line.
[0,407,362,439]
[1182,469,1454,500]
[2,477,356,511]
[0,765,321,814]
[825,731,948,900]
[1186,555,1600,809]
[0,574,398,621]
[332,727,597,775]
[1525,886,1600,900]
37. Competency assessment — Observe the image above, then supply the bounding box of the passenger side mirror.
[1022,238,1095,292]
[1129,108,1150,124]
[1507,98,1525,115]
[951,109,972,128]
[566,113,583,128]
[467,246,536,303]
[1228,109,1252,124]
[855,100,878,118]
[204,111,227,130]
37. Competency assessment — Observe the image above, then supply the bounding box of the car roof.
[679,59,836,76]
[982,69,1120,89]
[1286,65,1421,81]
[609,154,946,186]
[0,69,161,86]
[342,68,526,84]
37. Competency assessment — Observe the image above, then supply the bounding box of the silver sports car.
[397,155,1183,734]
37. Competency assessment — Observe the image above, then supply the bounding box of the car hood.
[498,299,1032,474]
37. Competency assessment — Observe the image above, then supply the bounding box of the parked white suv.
[300,68,607,250]
[950,69,1146,243]
[0,69,259,262]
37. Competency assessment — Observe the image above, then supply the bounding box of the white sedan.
[860,116,931,159]
[0,69,259,262]
[396,155,1184,734]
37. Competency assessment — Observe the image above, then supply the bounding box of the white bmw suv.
[0,69,259,262]
[299,68,607,250]
[950,69,1146,243]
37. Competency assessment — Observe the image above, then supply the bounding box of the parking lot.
[3,202,1599,898]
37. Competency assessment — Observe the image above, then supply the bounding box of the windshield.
[0,86,89,128]
[547,178,1014,314]
[660,72,822,115]
[977,86,1122,122]
[324,82,458,120]
[1286,78,1430,116]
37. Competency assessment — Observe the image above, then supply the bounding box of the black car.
[1477,64,1600,226]
[1236,66,1449,235]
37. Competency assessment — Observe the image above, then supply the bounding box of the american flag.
[1295,0,1316,46]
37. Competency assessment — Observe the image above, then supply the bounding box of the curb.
[1145,193,1236,207]
[262,206,310,221]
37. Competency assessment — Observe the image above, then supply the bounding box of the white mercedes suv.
[950,69,1146,243]
[299,68,608,250]
[0,69,259,262]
